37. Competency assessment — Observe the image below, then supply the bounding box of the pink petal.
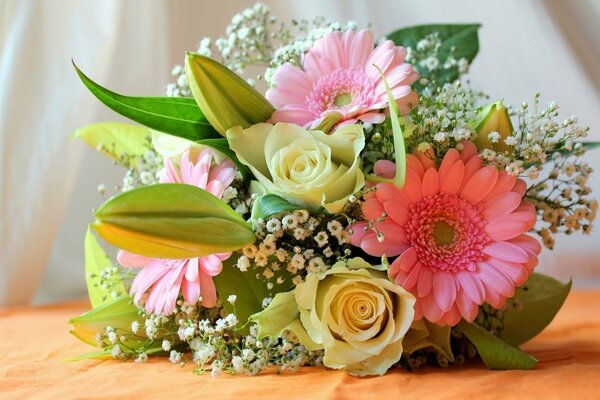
[402,169,422,203]
[483,192,523,219]
[373,160,396,179]
[440,161,465,195]
[455,271,485,304]
[485,213,532,241]
[478,261,515,298]
[181,275,200,305]
[383,200,409,226]
[117,250,153,268]
[420,293,445,323]
[483,241,530,263]
[406,154,425,179]
[433,271,457,312]
[349,221,370,246]
[200,255,224,277]
[461,165,498,204]
[389,247,418,277]
[456,289,478,322]
[401,261,422,290]
[421,168,440,197]
[417,265,433,297]
[199,272,217,308]
[483,172,517,201]
[363,197,385,220]
[361,234,406,257]
[459,141,478,162]
[438,149,460,181]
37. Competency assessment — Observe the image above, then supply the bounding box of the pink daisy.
[117,148,236,315]
[266,29,419,129]
[349,142,541,325]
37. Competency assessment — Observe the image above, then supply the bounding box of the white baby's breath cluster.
[404,32,470,86]
[166,3,357,96]
[361,81,486,172]
[236,210,352,288]
[121,149,163,192]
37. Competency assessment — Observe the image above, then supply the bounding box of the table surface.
[1,291,599,400]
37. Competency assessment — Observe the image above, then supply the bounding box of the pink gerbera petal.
[267,29,418,128]
[351,143,540,326]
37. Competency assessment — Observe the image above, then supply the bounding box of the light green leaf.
[84,227,127,308]
[69,297,141,347]
[365,69,406,188]
[64,350,113,361]
[250,291,299,338]
[499,273,572,346]
[459,320,537,370]
[196,138,251,180]
[403,320,454,361]
[213,257,272,335]
[74,122,150,168]
[387,24,481,86]
[93,183,256,259]
[185,53,275,136]
[251,194,299,221]
[73,62,219,141]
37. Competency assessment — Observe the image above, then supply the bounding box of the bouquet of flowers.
[69,3,598,376]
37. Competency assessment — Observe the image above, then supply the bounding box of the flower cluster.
[237,210,352,287]
[71,2,596,379]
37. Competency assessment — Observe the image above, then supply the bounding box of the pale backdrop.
[1,0,599,306]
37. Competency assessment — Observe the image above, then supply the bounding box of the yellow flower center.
[432,220,455,246]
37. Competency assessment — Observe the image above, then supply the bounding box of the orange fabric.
[1,291,599,400]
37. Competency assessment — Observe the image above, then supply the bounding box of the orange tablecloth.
[1,291,600,400]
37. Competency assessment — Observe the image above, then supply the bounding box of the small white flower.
[135,352,148,363]
[162,339,171,352]
[111,345,122,358]
[227,294,237,304]
[487,131,501,143]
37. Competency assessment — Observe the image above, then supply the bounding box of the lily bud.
[185,52,275,136]
[470,100,514,152]
[93,184,256,259]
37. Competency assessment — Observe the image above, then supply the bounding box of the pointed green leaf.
[93,183,256,259]
[213,257,272,335]
[582,141,600,151]
[73,62,219,141]
[365,69,406,188]
[69,297,141,347]
[459,320,537,370]
[251,194,299,221]
[185,53,275,136]
[74,122,151,168]
[84,227,127,308]
[250,291,299,338]
[387,24,481,85]
[499,273,572,346]
[65,350,114,362]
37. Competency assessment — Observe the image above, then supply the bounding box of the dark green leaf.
[459,320,537,370]
[73,61,219,141]
[499,273,572,346]
[582,141,600,151]
[93,184,256,259]
[387,24,481,85]
[251,194,299,221]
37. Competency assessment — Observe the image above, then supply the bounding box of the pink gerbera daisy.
[117,148,236,315]
[266,29,419,129]
[349,142,541,325]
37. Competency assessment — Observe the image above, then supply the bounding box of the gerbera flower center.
[406,193,490,273]
[306,69,375,117]
[432,220,455,246]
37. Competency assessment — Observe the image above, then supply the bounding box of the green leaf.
[93,183,256,259]
[69,297,141,347]
[185,53,275,136]
[582,141,600,151]
[403,320,454,361]
[74,122,150,168]
[387,24,481,85]
[251,194,299,221]
[459,320,537,370]
[250,291,299,338]
[196,138,251,180]
[64,350,114,361]
[365,69,406,188]
[499,273,572,346]
[84,227,127,308]
[213,257,272,335]
[73,62,220,141]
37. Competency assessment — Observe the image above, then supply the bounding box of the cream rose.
[251,258,415,376]
[226,122,365,213]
